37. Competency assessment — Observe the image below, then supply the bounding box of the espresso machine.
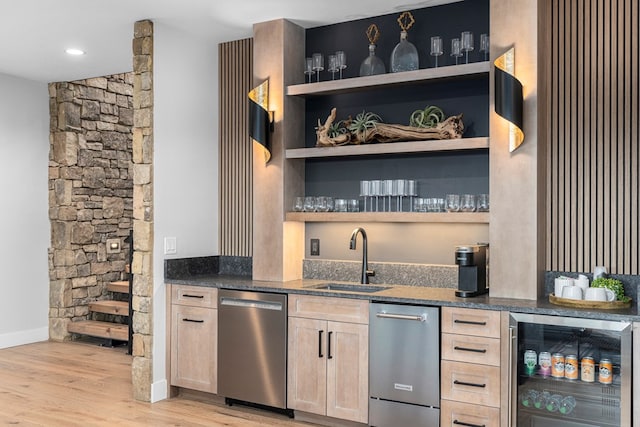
[455,244,489,297]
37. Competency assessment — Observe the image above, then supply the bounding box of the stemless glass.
[460,194,476,212]
[304,57,314,83]
[303,196,316,212]
[430,36,443,68]
[312,53,324,82]
[327,54,338,80]
[347,199,359,212]
[334,199,347,212]
[336,50,347,79]
[461,31,474,64]
[451,38,463,65]
[293,196,304,212]
[479,33,489,61]
[445,194,460,212]
[477,194,490,212]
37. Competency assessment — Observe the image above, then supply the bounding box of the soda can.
[524,350,537,375]
[581,357,595,382]
[538,351,552,376]
[599,358,613,384]
[564,355,578,380]
[551,353,565,378]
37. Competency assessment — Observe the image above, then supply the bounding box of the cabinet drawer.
[289,294,368,324]
[441,333,500,366]
[171,285,217,308]
[441,307,500,338]
[441,399,500,427]
[441,360,500,408]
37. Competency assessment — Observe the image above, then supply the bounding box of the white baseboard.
[0,327,49,349]
[151,378,168,402]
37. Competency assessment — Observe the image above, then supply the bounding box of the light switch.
[164,237,177,255]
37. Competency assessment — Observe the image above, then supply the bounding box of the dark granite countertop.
[166,274,640,323]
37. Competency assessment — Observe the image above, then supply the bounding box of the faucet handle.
[366,270,375,278]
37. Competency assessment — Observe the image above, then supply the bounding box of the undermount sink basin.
[309,283,390,293]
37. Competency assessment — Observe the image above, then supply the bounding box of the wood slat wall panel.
[219,38,253,256]
[547,0,639,274]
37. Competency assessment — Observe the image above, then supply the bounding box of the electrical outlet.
[164,237,177,255]
[310,238,320,256]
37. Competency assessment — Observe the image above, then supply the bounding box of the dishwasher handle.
[375,312,427,322]
[220,297,283,311]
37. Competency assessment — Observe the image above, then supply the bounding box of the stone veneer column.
[48,74,133,340]
[131,19,154,401]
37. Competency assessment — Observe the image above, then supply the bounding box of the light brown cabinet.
[287,295,369,423]
[441,306,502,426]
[169,285,218,394]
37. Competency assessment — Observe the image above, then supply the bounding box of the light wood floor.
[0,340,313,427]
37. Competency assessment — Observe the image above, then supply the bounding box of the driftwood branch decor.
[315,108,464,147]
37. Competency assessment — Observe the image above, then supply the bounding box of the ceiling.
[0,0,460,84]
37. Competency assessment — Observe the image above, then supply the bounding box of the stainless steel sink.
[309,283,390,293]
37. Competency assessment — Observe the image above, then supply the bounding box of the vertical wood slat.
[218,38,253,256]
[547,0,639,274]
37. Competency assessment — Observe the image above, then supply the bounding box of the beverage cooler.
[509,313,632,427]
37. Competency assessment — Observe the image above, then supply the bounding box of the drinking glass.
[315,196,329,212]
[293,196,304,212]
[327,54,338,80]
[461,31,474,64]
[334,199,347,212]
[359,180,370,212]
[445,194,460,212]
[430,36,443,68]
[477,194,490,212]
[406,179,417,212]
[393,179,407,212]
[304,57,314,83]
[413,198,426,212]
[461,194,476,212]
[370,180,382,212]
[312,53,324,82]
[336,50,347,79]
[382,179,394,212]
[479,33,489,61]
[303,196,316,212]
[451,38,463,65]
[347,199,359,212]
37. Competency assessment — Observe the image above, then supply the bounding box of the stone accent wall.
[131,19,154,402]
[48,74,133,340]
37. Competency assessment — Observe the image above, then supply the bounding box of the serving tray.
[549,293,632,309]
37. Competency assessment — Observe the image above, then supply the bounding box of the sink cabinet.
[168,285,218,393]
[287,294,369,423]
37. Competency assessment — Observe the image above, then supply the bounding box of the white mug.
[593,266,608,280]
[575,274,589,291]
[562,285,583,300]
[584,287,615,302]
[554,277,574,297]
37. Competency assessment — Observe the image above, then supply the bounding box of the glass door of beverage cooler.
[509,313,631,427]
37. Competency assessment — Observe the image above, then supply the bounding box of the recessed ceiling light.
[65,48,85,56]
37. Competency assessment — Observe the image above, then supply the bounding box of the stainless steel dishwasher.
[369,302,440,427]
[217,289,289,413]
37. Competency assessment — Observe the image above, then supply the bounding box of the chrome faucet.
[349,227,375,284]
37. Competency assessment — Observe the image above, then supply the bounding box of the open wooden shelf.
[285,137,488,159]
[285,211,489,223]
[287,62,490,96]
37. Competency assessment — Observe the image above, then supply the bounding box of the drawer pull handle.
[182,318,204,323]
[454,346,487,354]
[454,319,486,326]
[454,420,485,427]
[454,380,486,388]
[182,294,204,299]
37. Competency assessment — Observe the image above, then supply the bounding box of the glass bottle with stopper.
[390,11,419,73]
[359,24,386,76]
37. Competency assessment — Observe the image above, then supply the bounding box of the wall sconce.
[494,47,524,152]
[248,79,274,163]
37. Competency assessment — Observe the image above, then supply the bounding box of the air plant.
[409,105,445,128]
[348,111,382,143]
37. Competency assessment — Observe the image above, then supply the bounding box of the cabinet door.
[326,321,369,423]
[170,305,217,393]
[288,317,327,415]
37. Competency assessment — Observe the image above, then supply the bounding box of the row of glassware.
[293,196,359,213]
[305,31,489,82]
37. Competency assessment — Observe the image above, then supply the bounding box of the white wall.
[0,73,50,348]
[152,23,219,401]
